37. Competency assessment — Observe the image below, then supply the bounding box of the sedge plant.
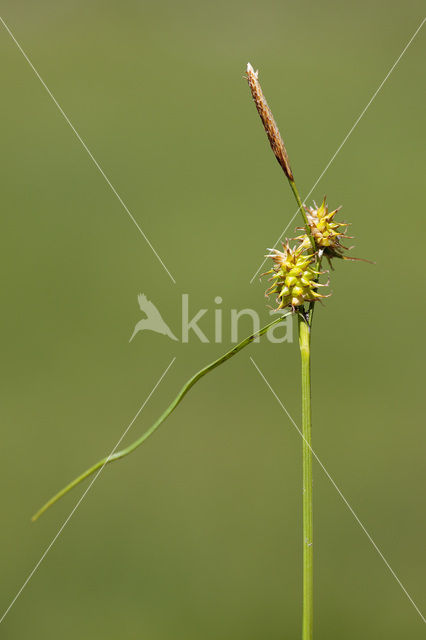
[33,63,368,640]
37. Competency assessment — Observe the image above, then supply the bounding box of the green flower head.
[298,197,351,260]
[264,241,329,311]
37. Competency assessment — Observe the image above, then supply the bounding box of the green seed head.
[263,241,328,310]
[299,197,350,259]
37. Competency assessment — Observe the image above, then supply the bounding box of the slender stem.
[287,176,321,326]
[289,178,315,253]
[32,314,290,522]
[298,313,313,640]
[286,172,316,639]
[287,173,316,639]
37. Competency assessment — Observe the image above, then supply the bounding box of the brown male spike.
[246,63,294,180]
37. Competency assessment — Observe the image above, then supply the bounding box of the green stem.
[289,178,316,253]
[287,172,317,639]
[287,177,321,326]
[32,314,290,522]
[298,313,313,640]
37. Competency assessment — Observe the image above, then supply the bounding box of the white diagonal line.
[250,356,425,623]
[0,16,176,285]
[0,357,176,625]
[250,17,426,284]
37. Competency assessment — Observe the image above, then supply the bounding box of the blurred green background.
[1,1,425,638]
